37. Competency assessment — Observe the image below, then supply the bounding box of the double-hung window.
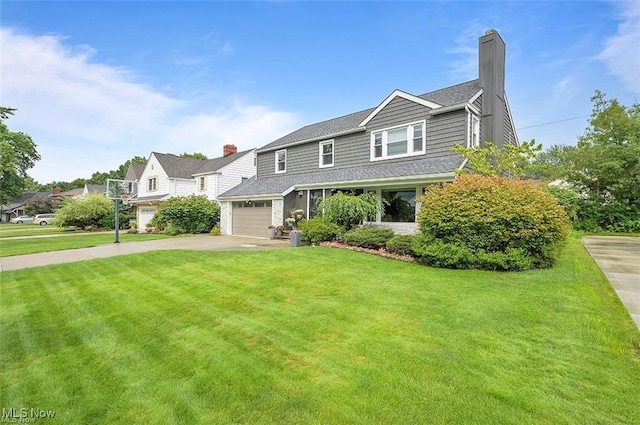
[319,140,334,168]
[275,149,286,173]
[148,177,157,192]
[371,121,426,161]
[199,176,206,191]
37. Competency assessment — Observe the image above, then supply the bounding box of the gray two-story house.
[218,29,519,237]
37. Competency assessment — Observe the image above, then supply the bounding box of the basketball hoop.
[120,194,130,206]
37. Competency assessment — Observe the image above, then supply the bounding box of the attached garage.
[137,206,158,230]
[232,201,272,237]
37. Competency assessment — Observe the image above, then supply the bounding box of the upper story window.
[199,176,206,191]
[148,177,157,192]
[319,140,334,168]
[370,121,426,161]
[470,115,480,148]
[275,149,286,174]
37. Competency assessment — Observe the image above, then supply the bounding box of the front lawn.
[0,222,70,238]
[0,233,171,257]
[1,236,638,423]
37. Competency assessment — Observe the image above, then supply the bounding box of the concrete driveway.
[0,235,290,272]
[582,236,640,330]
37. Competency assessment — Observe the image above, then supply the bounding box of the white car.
[33,213,56,226]
[10,215,34,224]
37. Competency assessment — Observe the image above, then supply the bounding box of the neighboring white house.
[129,145,256,229]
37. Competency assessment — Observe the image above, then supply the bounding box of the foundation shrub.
[415,175,569,270]
[386,234,417,256]
[298,218,343,244]
[150,195,220,234]
[343,227,395,249]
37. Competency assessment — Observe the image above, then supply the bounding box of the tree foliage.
[0,109,41,205]
[54,194,114,228]
[316,191,386,229]
[23,196,63,216]
[565,91,640,212]
[150,195,220,234]
[527,144,576,181]
[180,152,208,160]
[452,139,541,178]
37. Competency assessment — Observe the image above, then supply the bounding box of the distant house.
[129,145,256,229]
[0,192,51,222]
[83,184,107,196]
[217,29,519,237]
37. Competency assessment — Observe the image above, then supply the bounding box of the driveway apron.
[582,236,640,330]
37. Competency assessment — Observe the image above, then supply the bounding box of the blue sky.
[1,1,639,183]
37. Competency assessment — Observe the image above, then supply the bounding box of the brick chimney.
[52,187,61,195]
[479,29,506,148]
[223,144,238,157]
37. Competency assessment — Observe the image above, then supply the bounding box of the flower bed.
[320,241,416,263]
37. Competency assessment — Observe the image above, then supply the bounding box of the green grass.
[0,223,71,238]
[0,233,171,257]
[1,236,639,424]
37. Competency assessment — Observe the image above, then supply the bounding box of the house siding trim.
[358,90,442,127]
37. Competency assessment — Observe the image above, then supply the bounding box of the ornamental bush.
[343,227,395,249]
[54,193,114,228]
[298,217,343,244]
[386,234,417,256]
[150,195,220,234]
[415,175,569,270]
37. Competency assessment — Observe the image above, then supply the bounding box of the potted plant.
[289,229,302,247]
[267,225,276,239]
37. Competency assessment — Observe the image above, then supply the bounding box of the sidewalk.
[0,235,290,272]
[582,236,640,330]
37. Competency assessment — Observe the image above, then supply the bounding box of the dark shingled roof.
[257,80,481,153]
[152,150,254,178]
[219,154,464,198]
[125,162,146,181]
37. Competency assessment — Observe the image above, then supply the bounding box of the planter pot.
[290,232,302,247]
[267,228,276,239]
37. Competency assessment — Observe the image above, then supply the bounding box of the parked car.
[10,215,33,224]
[33,213,56,226]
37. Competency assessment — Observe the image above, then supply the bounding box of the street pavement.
[0,235,289,272]
[582,236,640,331]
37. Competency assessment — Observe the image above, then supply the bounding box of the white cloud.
[0,28,297,183]
[446,22,494,80]
[599,0,640,94]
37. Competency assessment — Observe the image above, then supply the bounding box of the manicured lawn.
[0,223,71,238]
[0,233,171,257]
[1,236,639,424]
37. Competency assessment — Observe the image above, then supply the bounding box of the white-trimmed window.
[319,140,334,168]
[148,177,157,191]
[370,121,426,161]
[199,176,206,191]
[469,115,480,148]
[275,149,286,173]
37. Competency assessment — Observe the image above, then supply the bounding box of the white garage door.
[232,201,272,237]
[138,206,157,229]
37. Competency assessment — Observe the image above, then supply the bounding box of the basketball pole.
[114,186,120,244]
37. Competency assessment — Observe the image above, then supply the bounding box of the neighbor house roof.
[85,184,107,194]
[193,149,254,176]
[125,162,146,181]
[220,154,464,198]
[257,80,481,153]
[153,153,208,179]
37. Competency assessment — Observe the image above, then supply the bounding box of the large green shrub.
[415,175,569,270]
[343,227,395,249]
[316,191,386,229]
[54,193,114,228]
[298,217,343,244]
[150,195,220,234]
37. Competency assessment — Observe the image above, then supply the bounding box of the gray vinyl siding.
[256,97,468,178]
[504,101,517,146]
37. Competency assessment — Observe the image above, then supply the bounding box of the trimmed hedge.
[343,227,395,249]
[415,175,569,270]
[298,218,343,244]
[386,234,417,256]
[150,195,220,234]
